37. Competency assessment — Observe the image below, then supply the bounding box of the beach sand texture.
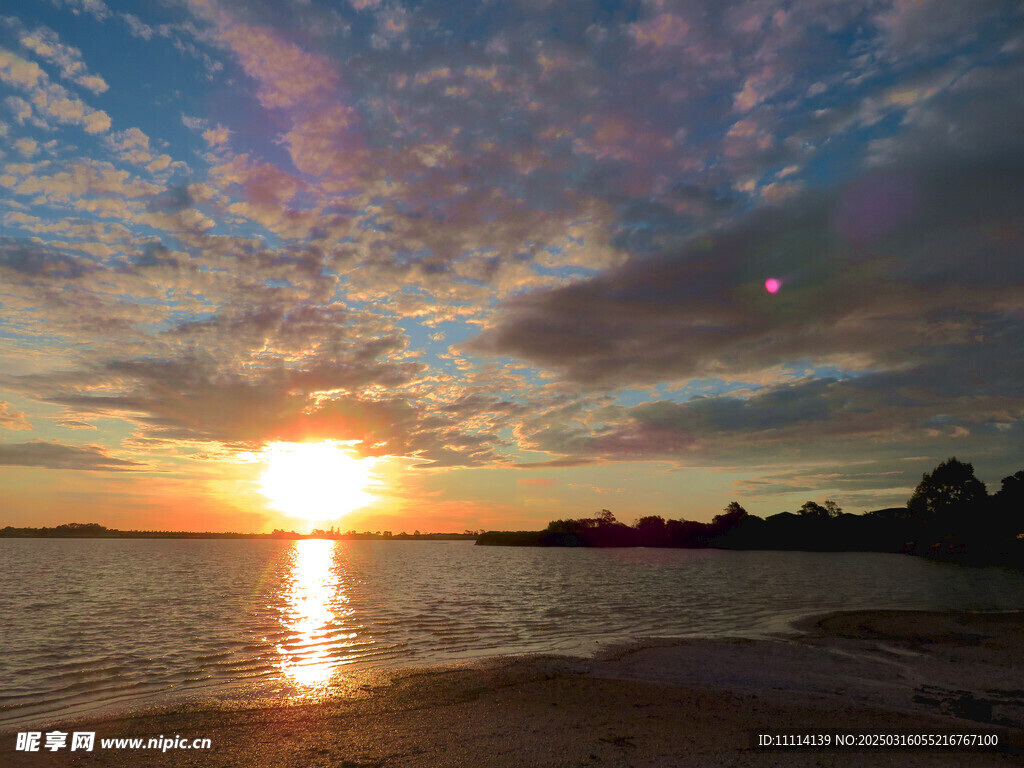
[3,609,1022,767]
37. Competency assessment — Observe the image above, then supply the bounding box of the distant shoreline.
[0,524,477,541]
[4,522,1022,569]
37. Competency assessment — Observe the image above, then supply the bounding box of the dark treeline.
[0,522,477,541]
[477,458,1024,567]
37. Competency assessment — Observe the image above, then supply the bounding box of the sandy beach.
[3,609,1023,767]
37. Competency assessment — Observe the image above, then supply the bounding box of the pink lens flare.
[764,277,781,294]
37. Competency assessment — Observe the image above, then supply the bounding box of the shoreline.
[4,608,1024,766]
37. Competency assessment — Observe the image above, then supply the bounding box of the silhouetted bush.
[475,460,1024,569]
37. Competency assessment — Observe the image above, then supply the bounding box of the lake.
[3,538,1024,728]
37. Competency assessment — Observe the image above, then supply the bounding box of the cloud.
[53,418,97,430]
[729,461,928,511]
[517,477,556,487]
[111,127,155,156]
[874,0,1011,55]
[14,22,109,94]
[121,13,158,40]
[1,158,161,204]
[631,12,691,49]
[219,23,340,110]
[733,66,776,112]
[0,49,111,133]
[468,154,1024,388]
[202,124,230,146]
[460,92,1024,488]
[14,137,37,157]
[0,47,46,88]
[38,366,502,467]
[3,0,1024,510]
[131,241,179,268]
[104,127,173,171]
[146,183,194,214]
[0,440,142,470]
[0,236,95,278]
[510,361,1024,491]
[0,401,32,431]
[50,0,111,22]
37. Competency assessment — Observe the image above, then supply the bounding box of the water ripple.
[3,539,1024,727]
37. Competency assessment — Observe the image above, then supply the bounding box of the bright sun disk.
[257,441,380,522]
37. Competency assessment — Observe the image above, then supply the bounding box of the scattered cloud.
[0,440,142,470]
[14,22,109,94]
[0,401,32,430]
[0,48,111,133]
[49,1,112,22]
[2,0,1023,525]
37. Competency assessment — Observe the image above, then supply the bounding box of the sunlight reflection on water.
[277,539,345,687]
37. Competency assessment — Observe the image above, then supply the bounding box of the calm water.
[3,539,1024,727]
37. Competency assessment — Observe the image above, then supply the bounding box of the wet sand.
[3,609,1023,767]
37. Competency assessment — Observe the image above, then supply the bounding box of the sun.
[256,441,381,522]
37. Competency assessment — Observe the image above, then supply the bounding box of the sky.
[1,0,1023,534]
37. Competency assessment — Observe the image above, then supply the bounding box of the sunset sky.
[2,0,1023,534]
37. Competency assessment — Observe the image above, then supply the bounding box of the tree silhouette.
[907,457,987,531]
[799,501,828,517]
[596,509,617,526]
[710,501,748,534]
[995,470,1024,507]
[633,515,668,547]
[991,469,1024,538]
